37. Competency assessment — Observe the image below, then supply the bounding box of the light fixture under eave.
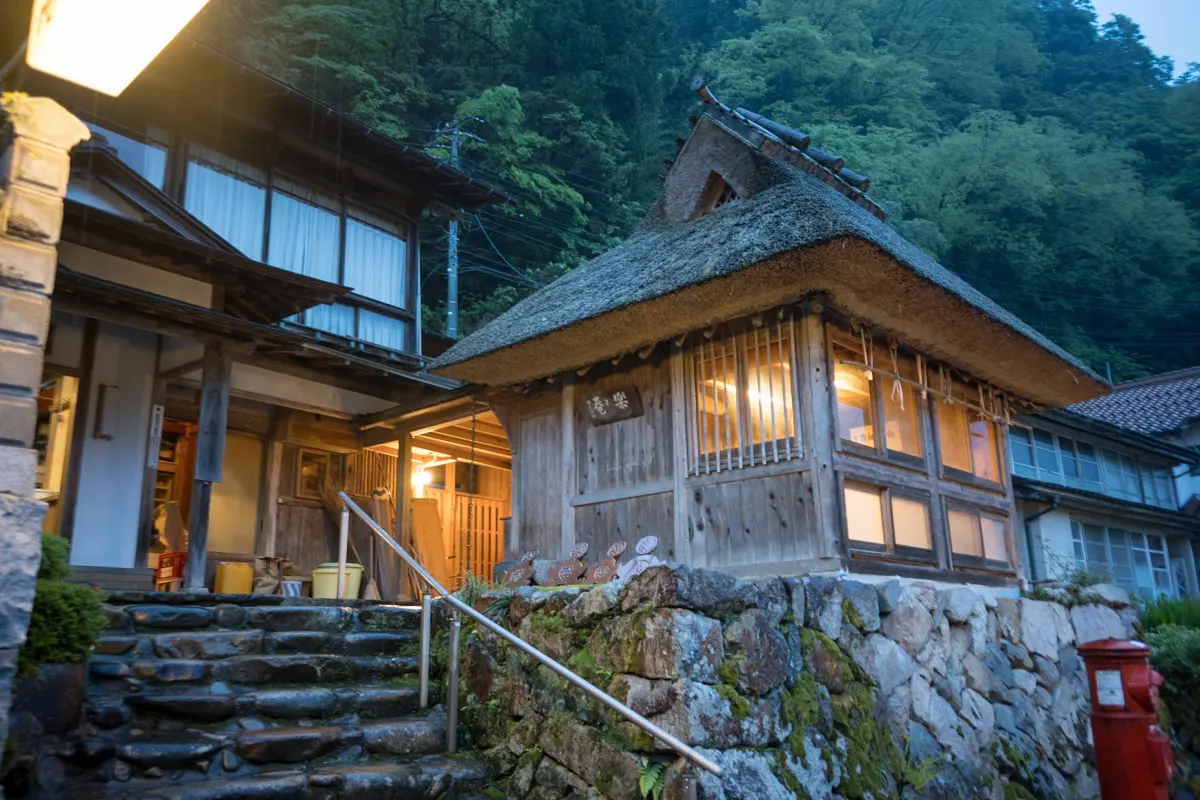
[26,0,211,96]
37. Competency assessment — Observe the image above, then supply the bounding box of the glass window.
[358,309,407,351]
[892,496,932,550]
[834,344,874,448]
[949,506,1010,565]
[1033,430,1060,479]
[185,147,267,258]
[937,402,972,473]
[87,122,168,187]
[981,515,1007,561]
[1077,443,1102,492]
[297,450,329,499]
[1153,467,1175,509]
[343,208,408,307]
[1060,437,1080,487]
[969,412,1000,482]
[1009,429,1036,478]
[948,509,980,557]
[845,485,885,545]
[304,304,355,337]
[881,357,922,457]
[1071,520,1176,600]
[690,325,799,473]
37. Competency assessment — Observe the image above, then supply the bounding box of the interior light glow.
[26,0,211,96]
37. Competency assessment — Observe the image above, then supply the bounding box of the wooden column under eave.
[184,343,232,590]
[394,425,415,600]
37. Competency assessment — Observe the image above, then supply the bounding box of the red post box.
[1078,639,1175,800]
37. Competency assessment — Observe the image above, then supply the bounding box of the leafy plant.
[37,534,71,581]
[18,580,107,678]
[457,570,499,609]
[901,739,939,791]
[1140,597,1200,634]
[638,757,666,800]
[1146,625,1200,681]
[485,590,514,624]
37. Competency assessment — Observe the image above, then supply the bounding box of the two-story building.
[26,39,508,592]
[426,83,1110,588]
[1008,410,1199,599]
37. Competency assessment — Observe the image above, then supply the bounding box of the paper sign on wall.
[147,404,165,468]
[1095,670,1124,707]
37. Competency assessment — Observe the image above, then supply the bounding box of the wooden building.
[430,84,1109,587]
[26,40,509,592]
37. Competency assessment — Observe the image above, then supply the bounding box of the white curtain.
[184,152,266,257]
[358,310,407,350]
[266,190,340,282]
[343,210,407,307]
[305,303,356,336]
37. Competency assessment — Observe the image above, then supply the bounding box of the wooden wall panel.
[576,359,674,494]
[575,492,674,560]
[687,470,815,569]
[274,501,335,576]
[516,399,563,559]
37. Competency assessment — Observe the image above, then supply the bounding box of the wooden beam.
[670,349,691,564]
[59,317,99,546]
[416,426,511,455]
[409,435,511,471]
[357,390,475,430]
[159,357,205,379]
[395,426,415,601]
[259,407,283,557]
[185,343,232,590]
[416,430,511,460]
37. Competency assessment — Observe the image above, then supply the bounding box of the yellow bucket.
[312,563,364,599]
[213,562,253,595]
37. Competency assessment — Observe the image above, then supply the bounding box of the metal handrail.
[335,491,721,777]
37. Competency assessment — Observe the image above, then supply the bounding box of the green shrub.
[1146,624,1200,681]
[1140,596,1200,633]
[37,534,71,581]
[17,580,107,678]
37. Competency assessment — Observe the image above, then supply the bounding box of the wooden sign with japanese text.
[584,386,643,425]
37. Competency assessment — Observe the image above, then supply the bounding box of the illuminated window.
[948,506,1009,566]
[831,328,922,459]
[844,482,933,557]
[937,401,1000,483]
[690,320,799,473]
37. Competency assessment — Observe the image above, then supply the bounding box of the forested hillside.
[196,0,1200,380]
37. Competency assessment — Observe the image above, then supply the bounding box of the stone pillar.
[0,95,90,755]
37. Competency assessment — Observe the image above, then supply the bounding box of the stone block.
[803,576,843,639]
[236,725,343,763]
[1069,604,1126,645]
[852,633,914,697]
[0,495,45,647]
[537,717,642,798]
[1018,600,1059,660]
[129,605,215,630]
[125,694,237,723]
[117,735,223,768]
[0,137,72,195]
[245,606,351,633]
[518,612,576,663]
[249,687,339,719]
[875,579,903,613]
[0,394,38,448]
[562,582,619,627]
[0,182,64,244]
[723,610,788,695]
[698,748,794,800]
[0,340,41,398]
[1085,584,1132,608]
[619,564,752,618]
[784,576,806,623]
[360,713,446,756]
[589,608,723,684]
[153,630,263,659]
[841,580,881,632]
[0,445,36,496]
[0,286,51,346]
[0,237,55,294]
[1,97,91,151]
[880,588,934,657]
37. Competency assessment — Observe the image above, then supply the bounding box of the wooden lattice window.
[695,172,740,218]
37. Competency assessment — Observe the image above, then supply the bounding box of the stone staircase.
[45,592,490,799]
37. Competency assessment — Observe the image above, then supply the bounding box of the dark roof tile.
[1071,367,1200,436]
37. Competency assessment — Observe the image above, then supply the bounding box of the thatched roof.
[432,113,1106,408]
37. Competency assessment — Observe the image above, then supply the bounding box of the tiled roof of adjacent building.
[1071,366,1200,436]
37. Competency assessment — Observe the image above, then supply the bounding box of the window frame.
[933,398,1004,492]
[841,479,937,566]
[1070,519,1176,599]
[827,326,928,471]
[295,448,332,500]
[686,316,803,476]
[944,500,1013,572]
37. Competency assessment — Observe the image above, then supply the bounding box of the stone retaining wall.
[462,565,1139,799]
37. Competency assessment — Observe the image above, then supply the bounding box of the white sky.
[1089,0,1199,76]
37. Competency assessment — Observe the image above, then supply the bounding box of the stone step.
[90,654,420,687]
[95,630,418,661]
[102,602,425,636]
[359,710,446,757]
[58,771,312,800]
[234,725,346,764]
[308,756,490,799]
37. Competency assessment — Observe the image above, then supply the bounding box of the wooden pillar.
[560,378,576,559]
[260,437,284,557]
[184,343,232,590]
[799,307,840,559]
[394,425,414,599]
[135,375,167,569]
[670,347,691,564]
[58,317,98,545]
